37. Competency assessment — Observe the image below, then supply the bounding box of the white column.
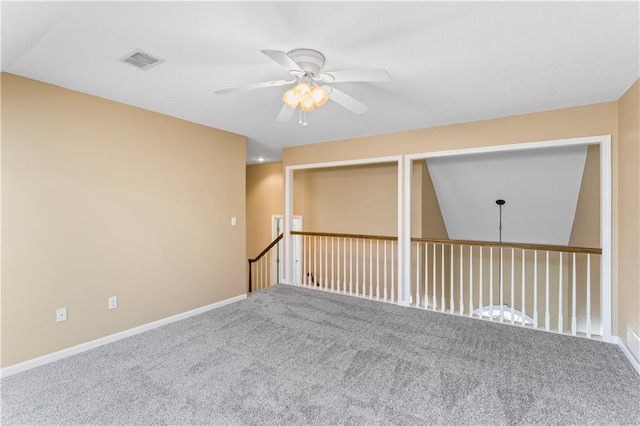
[283,167,294,284]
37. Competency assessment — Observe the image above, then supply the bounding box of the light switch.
[231,216,237,226]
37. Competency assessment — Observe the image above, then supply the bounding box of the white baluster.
[558,252,563,332]
[301,236,305,286]
[314,236,318,288]
[349,238,353,295]
[362,239,366,297]
[469,246,473,317]
[331,237,335,292]
[521,249,526,326]
[459,245,464,315]
[416,243,420,307]
[586,254,592,338]
[391,242,395,303]
[511,248,515,325]
[489,247,494,321]
[571,252,577,336]
[369,240,373,299]
[533,250,538,328]
[500,248,504,322]
[308,236,312,287]
[336,237,340,292]
[325,236,328,291]
[545,251,550,331]
[432,243,437,310]
[450,245,454,314]
[440,243,445,312]
[343,238,347,293]
[319,237,324,290]
[479,247,483,316]
[356,239,359,297]
[384,241,388,301]
[425,242,429,308]
[268,251,271,286]
[376,240,380,300]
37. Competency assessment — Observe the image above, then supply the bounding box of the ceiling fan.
[215,48,390,123]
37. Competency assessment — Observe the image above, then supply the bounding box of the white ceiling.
[2,2,638,164]
[426,145,589,246]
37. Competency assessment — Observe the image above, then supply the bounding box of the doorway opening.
[273,216,302,284]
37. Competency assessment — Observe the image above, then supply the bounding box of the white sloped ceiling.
[426,145,589,246]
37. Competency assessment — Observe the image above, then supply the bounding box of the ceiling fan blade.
[215,79,294,95]
[261,50,305,76]
[322,85,369,114]
[276,104,296,122]
[318,69,390,83]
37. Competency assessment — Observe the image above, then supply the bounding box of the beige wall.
[618,79,640,357]
[284,101,622,336]
[569,144,601,247]
[246,162,284,260]
[1,73,247,367]
[568,144,601,330]
[420,161,449,239]
[294,163,399,236]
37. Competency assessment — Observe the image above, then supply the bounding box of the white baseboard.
[0,293,247,379]
[613,336,640,376]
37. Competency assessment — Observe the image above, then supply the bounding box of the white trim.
[286,155,403,171]
[0,294,247,379]
[402,155,412,305]
[613,336,640,376]
[398,157,406,305]
[283,167,294,284]
[404,135,610,161]
[600,136,612,342]
[405,134,612,342]
[272,215,302,285]
[284,155,403,288]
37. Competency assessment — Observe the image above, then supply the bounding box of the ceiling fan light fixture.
[282,83,328,113]
[283,89,299,108]
[311,86,329,106]
[293,82,312,100]
[299,97,316,112]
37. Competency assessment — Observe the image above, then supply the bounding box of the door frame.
[283,156,404,299]
[404,135,612,341]
[272,215,302,285]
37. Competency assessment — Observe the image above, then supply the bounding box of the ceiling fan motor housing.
[287,48,326,77]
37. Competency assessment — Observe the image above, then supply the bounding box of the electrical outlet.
[627,327,640,361]
[108,296,118,310]
[231,216,237,226]
[56,307,67,322]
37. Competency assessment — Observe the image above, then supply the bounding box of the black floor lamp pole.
[496,199,505,244]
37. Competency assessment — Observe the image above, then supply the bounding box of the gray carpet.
[2,284,639,425]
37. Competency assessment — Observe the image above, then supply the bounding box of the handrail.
[248,233,283,293]
[291,230,397,241]
[290,230,601,255]
[411,237,602,254]
[249,233,283,264]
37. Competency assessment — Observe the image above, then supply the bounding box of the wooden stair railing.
[291,231,601,254]
[248,233,283,293]
[289,230,602,339]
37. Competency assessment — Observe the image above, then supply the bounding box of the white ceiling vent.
[119,49,164,70]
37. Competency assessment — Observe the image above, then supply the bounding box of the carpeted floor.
[2,284,639,425]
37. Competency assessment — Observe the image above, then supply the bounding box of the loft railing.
[291,231,399,303]
[248,233,283,292]
[410,237,602,338]
[290,230,603,339]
